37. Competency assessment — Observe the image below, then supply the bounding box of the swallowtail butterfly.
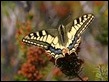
[22,13,95,61]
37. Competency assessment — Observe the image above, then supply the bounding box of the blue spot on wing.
[67,36,79,50]
[68,44,73,50]
[49,46,62,54]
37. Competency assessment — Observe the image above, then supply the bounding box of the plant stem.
[76,74,85,81]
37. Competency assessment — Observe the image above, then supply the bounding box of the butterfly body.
[22,13,95,61]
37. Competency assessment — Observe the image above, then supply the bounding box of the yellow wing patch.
[46,35,54,44]
[52,36,58,44]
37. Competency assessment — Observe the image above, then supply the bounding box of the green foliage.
[1,1,16,16]
[96,20,108,45]
[14,75,28,81]
[96,13,108,45]
[2,1,15,8]
[83,62,96,81]
[94,64,108,81]
[26,14,34,21]
[83,62,108,81]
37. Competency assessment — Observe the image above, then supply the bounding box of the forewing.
[65,13,95,52]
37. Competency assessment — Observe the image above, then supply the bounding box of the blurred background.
[1,1,108,81]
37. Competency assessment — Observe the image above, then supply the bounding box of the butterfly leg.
[55,59,58,66]
[74,51,77,56]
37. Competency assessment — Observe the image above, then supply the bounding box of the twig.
[76,74,84,81]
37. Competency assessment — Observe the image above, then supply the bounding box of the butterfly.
[22,13,95,62]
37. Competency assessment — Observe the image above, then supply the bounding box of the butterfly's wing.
[22,29,64,59]
[22,13,95,60]
[65,13,95,53]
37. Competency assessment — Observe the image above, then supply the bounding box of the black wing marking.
[65,13,95,53]
[22,13,95,59]
[22,29,64,58]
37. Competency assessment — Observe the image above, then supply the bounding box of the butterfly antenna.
[74,52,78,56]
